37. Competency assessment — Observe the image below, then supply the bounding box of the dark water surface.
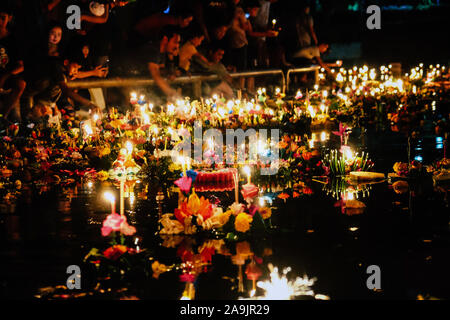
[0,129,448,300]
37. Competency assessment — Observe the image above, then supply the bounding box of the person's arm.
[314,56,331,74]
[75,66,108,79]
[10,60,24,75]
[47,0,61,12]
[81,4,110,24]
[247,23,277,38]
[0,60,24,88]
[59,81,98,109]
[148,62,178,97]
[193,52,211,65]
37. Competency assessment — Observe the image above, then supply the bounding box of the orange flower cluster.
[174,192,213,224]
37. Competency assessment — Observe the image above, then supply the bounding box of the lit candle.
[120,178,125,216]
[234,171,239,203]
[104,192,116,214]
[125,141,133,156]
[130,92,138,104]
[243,165,251,184]
[179,156,186,176]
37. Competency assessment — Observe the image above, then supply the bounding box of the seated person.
[24,56,99,121]
[71,42,108,110]
[178,29,211,74]
[0,4,26,123]
[74,43,108,79]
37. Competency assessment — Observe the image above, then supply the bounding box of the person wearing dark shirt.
[74,43,108,79]
[193,0,235,43]
[24,23,98,121]
[0,5,26,123]
[135,27,182,100]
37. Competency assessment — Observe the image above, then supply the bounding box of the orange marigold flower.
[258,207,272,219]
[278,193,290,200]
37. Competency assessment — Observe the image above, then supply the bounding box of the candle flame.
[104,192,115,203]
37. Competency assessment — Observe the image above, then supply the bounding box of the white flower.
[229,202,245,215]
[71,151,83,159]
[159,214,184,234]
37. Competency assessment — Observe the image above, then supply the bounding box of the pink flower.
[120,221,137,236]
[180,273,196,283]
[174,176,192,193]
[101,213,125,237]
[241,183,259,200]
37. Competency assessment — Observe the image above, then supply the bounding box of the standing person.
[191,0,235,43]
[227,0,249,72]
[295,3,318,50]
[252,0,278,68]
[0,4,26,123]
[245,0,278,68]
[75,1,128,66]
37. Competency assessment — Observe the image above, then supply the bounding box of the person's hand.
[93,65,108,78]
[227,65,237,73]
[111,1,128,8]
[167,73,177,81]
[266,30,278,37]
[88,103,100,113]
[178,16,193,28]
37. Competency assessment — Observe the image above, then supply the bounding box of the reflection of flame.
[247,264,316,300]
[125,141,133,155]
[83,123,93,136]
[180,282,195,300]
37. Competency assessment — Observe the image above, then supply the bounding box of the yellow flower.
[290,142,298,152]
[110,119,123,128]
[235,212,253,233]
[187,192,201,214]
[218,210,232,225]
[136,128,146,136]
[97,170,109,181]
[152,261,169,279]
[99,146,111,157]
[168,163,179,172]
[259,207,272,219]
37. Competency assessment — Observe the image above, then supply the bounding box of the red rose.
[103,245,127,260]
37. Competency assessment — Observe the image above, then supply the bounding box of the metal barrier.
[68,69,286,97]
[286,66,320,91]
[67,66,318,95]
